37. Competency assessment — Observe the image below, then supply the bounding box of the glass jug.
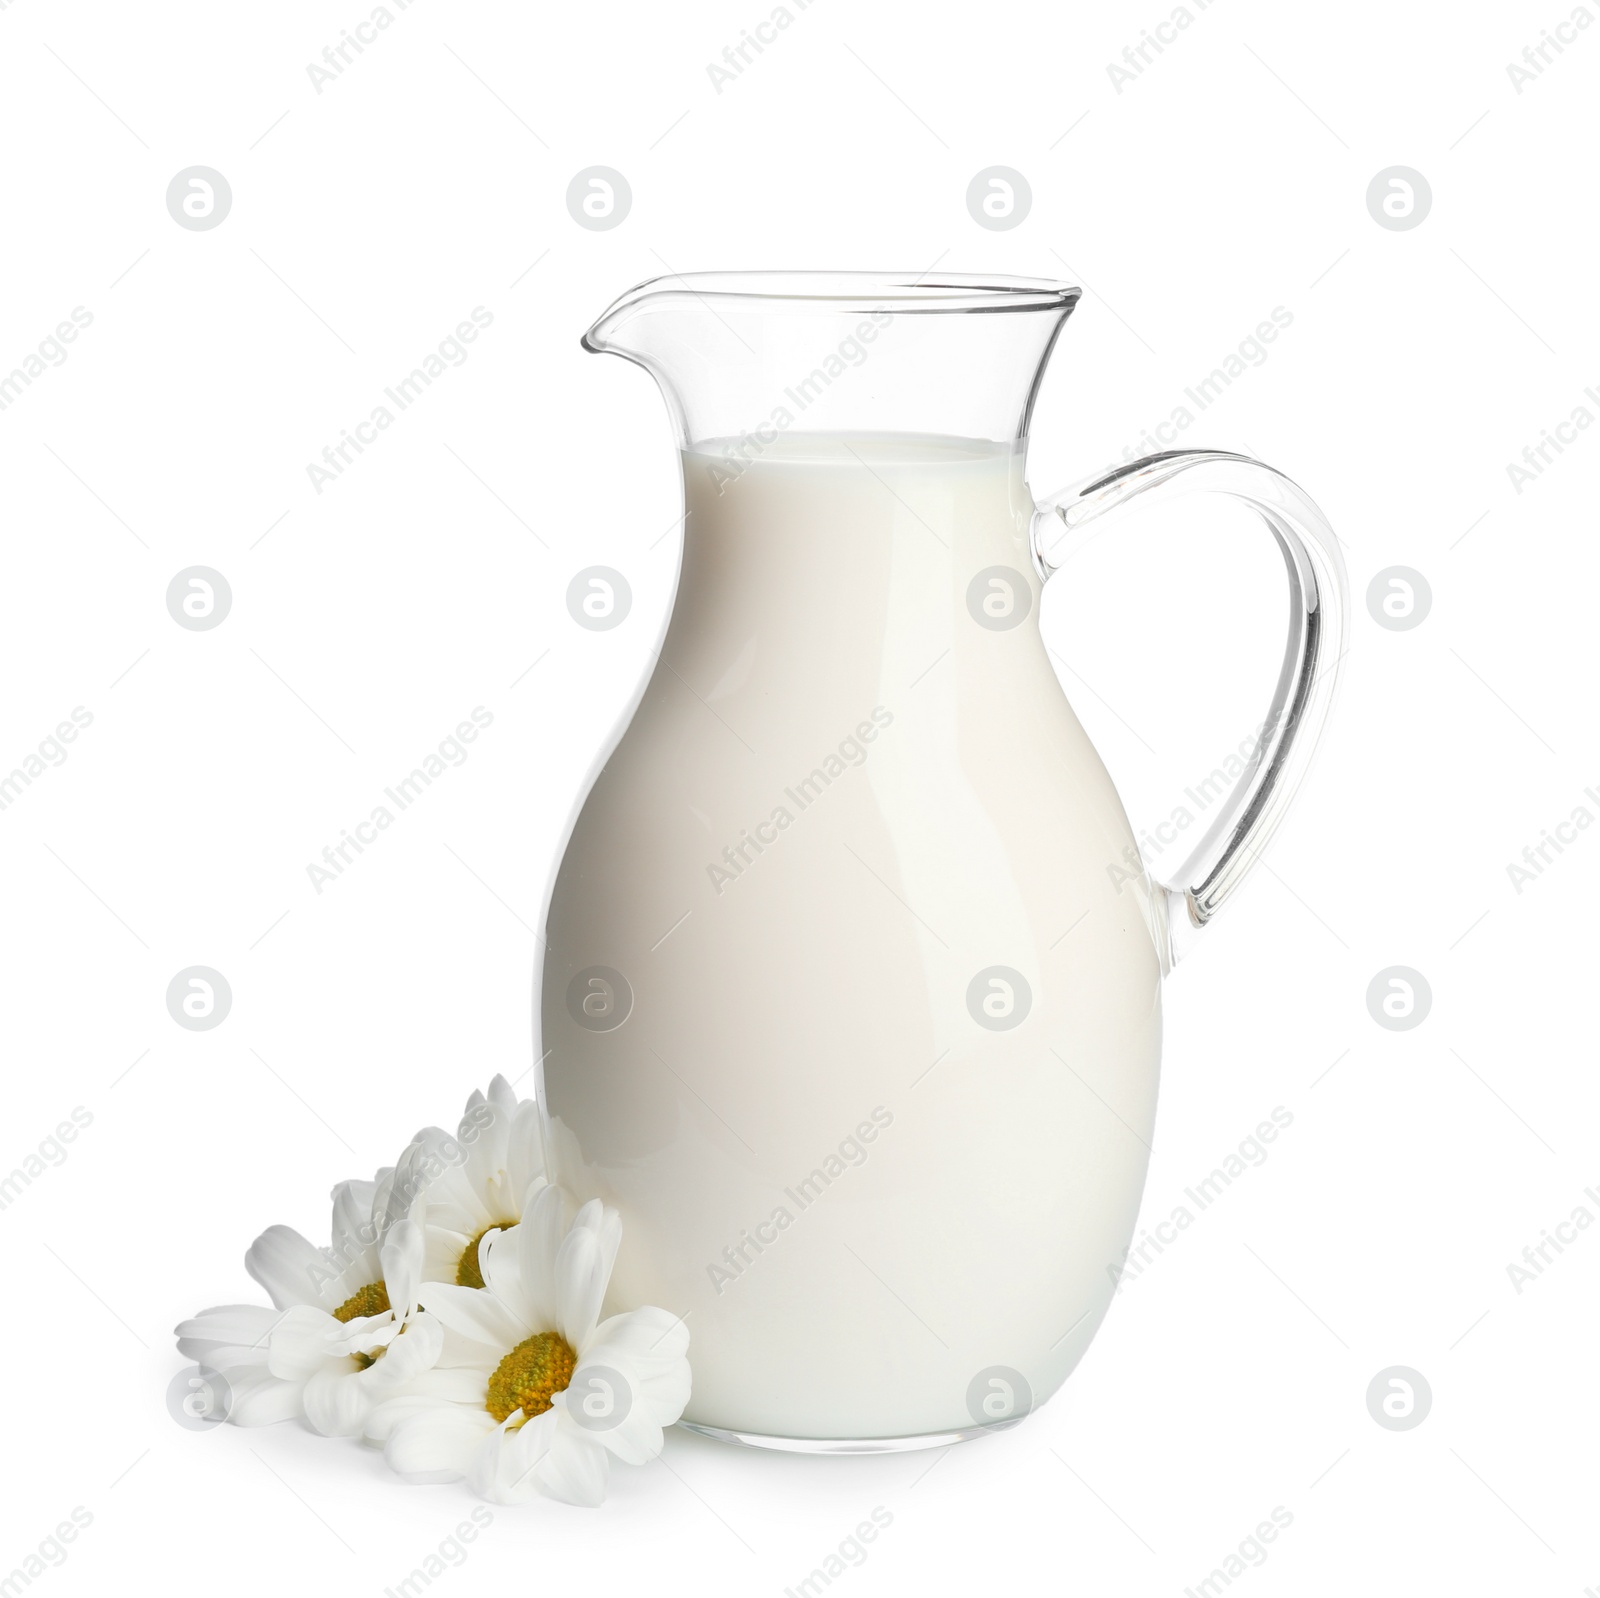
[538,273,1345,1450]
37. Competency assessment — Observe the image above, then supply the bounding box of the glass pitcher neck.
[583,272,1080,452]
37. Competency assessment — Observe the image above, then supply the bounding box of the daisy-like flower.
[392,1076,547,1291]
[366,1185,691,1507]
[176,1173,441,1437]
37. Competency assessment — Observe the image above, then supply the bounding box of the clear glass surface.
[537,273,1346,1448]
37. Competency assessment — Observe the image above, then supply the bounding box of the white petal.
[367,1365,489,1437]
[587,1305,692,1365]
[458,1226,495,1290]
[410,1127,498,1236]
[381,1218,426,1312]
[510,1184,571,1330]
[371,1312,444,1386]
[472,1078,515,1162]
[365,1365,488,1441]
[244,1226,329,1310]
[530,1412,611,1507]
[551,1373,650,1465]
[468,1417,545,1505]
[266,1304,346,1381]
[506,1102,547,1213]
[562,1309,691,1465]
[328,1311,400,1359]
[554,1202,621,1351]
[422,1366,493,1403]
[331,1176,378,1215]
[464,1138,513,1224]
[388,1134,428,1215]
[476,1227,525,1321]
[416,1281,526,1352]
[466,1410,609,1507]
[176,1350,276,1385]
[224,1371,307,1427]
[365,1392,438,1444]
[375,1168,413,1239]
[174,1343,275,1376]
[303,1366,369,1437]
[418,1224,472,1286]
[328,1180,380,1276]
[386,1404,498,1483]
[540,1419,614,1505]
[174,1304,281,1366]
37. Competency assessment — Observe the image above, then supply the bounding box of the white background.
[2,0,1597,1592]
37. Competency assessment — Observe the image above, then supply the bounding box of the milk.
[540,432,1162,1442]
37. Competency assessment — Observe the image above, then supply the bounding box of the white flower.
[176,1172,441,1437]
[367,1186,691,1507]
[392,1076,547,1291]
[171,1304,304,1427]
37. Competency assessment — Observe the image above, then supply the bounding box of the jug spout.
[582,272,1080,452]
[579,279,681,358]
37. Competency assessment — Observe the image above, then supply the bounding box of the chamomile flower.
[176,1172,440,1436]
[392,1076,547,1291]
[367,1185,691,1507]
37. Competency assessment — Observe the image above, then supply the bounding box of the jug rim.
[584,272,1080,345]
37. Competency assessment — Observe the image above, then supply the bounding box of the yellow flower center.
[332,1280,391,1323]
[486,1331,578,1425]
[455,1223,516,1290]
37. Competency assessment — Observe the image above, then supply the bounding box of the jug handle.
[1032,450,1347,970]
